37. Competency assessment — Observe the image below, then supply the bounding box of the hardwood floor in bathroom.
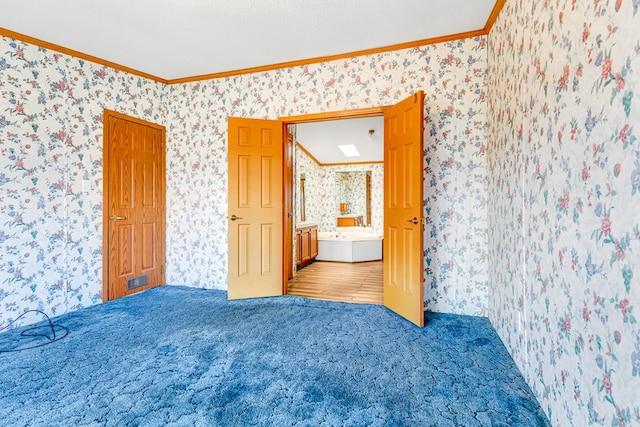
[287,260,383,304]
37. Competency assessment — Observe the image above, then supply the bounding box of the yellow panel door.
[383,92,425,327]
[228,117,284,299]
[103,110,166,301]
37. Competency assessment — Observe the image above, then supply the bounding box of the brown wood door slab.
[103,110,166,301]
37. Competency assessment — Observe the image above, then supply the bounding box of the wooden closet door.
[103,110,166,301]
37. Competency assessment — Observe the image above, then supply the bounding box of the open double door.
[227,93,425,327]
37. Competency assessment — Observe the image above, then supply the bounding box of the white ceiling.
[297,117,384,164]
[0,0,496,80]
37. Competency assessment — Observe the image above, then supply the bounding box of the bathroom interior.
[288,117,385,303]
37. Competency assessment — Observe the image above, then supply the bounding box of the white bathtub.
[316,231,383,262]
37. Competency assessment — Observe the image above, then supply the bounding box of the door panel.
[228,117,283,299]
[383,92,425,327]
[261,157,274,206]
[103,110,166,301]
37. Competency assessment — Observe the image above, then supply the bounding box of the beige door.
[103,110,166,301]
[227,117,284,299]
[383,92,425,327]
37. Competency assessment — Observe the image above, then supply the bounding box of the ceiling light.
[338,144,360,157]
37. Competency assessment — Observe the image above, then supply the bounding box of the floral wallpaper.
[0,35,164,327]
[1,33,489,328]
[487,0,640,425]
[163,37,489,316]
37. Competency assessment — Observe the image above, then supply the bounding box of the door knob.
[110,215,126,221]
[406,217,419,225]
[229,214,243,221]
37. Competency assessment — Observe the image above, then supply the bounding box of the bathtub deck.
[316,236,382,262]
[287,260,383,304]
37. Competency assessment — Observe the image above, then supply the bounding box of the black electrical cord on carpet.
[0,310,69,353]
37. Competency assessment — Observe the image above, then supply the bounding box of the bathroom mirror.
[335,171,371,226]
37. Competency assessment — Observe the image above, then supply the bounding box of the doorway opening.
[228,92,424,326]
[281,108,386,304]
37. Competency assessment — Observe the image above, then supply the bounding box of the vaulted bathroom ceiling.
[0,0,497,81]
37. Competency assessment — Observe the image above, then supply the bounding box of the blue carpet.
[0,286,550,426]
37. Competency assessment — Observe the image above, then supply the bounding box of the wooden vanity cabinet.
[296,224,318,269]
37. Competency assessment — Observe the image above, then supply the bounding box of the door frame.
[280,106,386,293]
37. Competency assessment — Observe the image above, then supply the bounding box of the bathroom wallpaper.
[294,142,321,226]
[0,35,165,327]
[163,37,489,316]
[487,0,640,425]
[294,146,383,234]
